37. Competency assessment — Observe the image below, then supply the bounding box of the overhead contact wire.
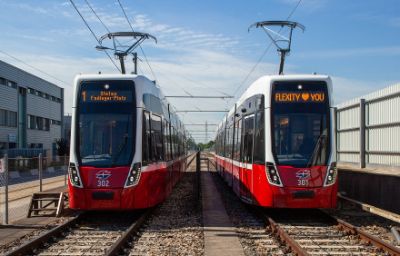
[69,0,121,72]
[230,0,303,101]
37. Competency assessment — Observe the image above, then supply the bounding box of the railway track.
[5,210,152,256]
[264,209,400,256]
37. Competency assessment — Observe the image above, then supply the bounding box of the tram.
[68,74,190,210]
[214,74,337,208]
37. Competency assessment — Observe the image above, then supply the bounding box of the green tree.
[197,140,215,151]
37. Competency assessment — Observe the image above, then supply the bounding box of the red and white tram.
[68,74,190,210]
[214,74,337,208]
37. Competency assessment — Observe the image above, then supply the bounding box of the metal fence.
[0,154,69,224]
[336,83,400,168]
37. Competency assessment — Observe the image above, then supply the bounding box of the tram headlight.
[69,163,82,188]
[125,162,142,187]
[265,162,283,187]
[324,162,337,186]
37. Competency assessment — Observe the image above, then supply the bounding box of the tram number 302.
[97,180,110,187]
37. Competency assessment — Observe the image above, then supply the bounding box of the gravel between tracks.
[0,216,73,254]
[211,171,287,256]
[128,168,204,255]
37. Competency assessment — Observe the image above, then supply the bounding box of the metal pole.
[39,153,43,192]
[359,99,366,168]
[334,107,338,162]
[117,54,126,74]
[64,154,67,186]
[279,50,286,75]
[205,121,208,143]
[196,151,200,202]
[3,154,9,224]
[133,52,137,74]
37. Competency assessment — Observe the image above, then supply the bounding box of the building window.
[44,118,50,131]
[28,115,35,129]
[0,109,17,127]
[36,116,43,130]
[28,114,52,131]
[0,109,6,126]
[0,77,17,89]
[28,88,35,94]
[7,81,17,89]
[8,111,17,127]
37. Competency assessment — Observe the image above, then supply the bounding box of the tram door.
[232,119,241,196]
[240,114,254,202]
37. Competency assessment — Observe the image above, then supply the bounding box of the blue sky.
[0,0,399,142]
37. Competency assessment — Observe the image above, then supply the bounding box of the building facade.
[0,60,63,159]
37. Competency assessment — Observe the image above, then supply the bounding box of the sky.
[0,0,399,142]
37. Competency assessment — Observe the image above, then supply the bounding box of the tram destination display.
[81,89,132,103]
[274,91,326,103]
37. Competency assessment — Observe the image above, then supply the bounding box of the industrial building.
[0,60,64,160]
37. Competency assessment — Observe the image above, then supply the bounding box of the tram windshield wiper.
[111,134,129,166]
[306,134,326,168]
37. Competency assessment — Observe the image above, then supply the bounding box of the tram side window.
[164,120,170,161]
[230,125,235,158]
[172,127,177,159]
[242,115,254,163]
[224,128,229,158]
[233,120,241,161]
[226,125,233,158]
[178,133,182,157]
[142,111,152,165]
[151,114,163,161]
[253,111,265,164]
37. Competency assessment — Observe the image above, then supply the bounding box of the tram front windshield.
[77,80,135,168]
[271,81,330,168]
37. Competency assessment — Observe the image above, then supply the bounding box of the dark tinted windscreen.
[272,81,330,167]
[77,80,135,167]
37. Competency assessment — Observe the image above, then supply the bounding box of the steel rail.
[262,209,400,256]
[5,213,83,256]
[105,208,153,256]
[266,217,310,256]
[334,217,400,256]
